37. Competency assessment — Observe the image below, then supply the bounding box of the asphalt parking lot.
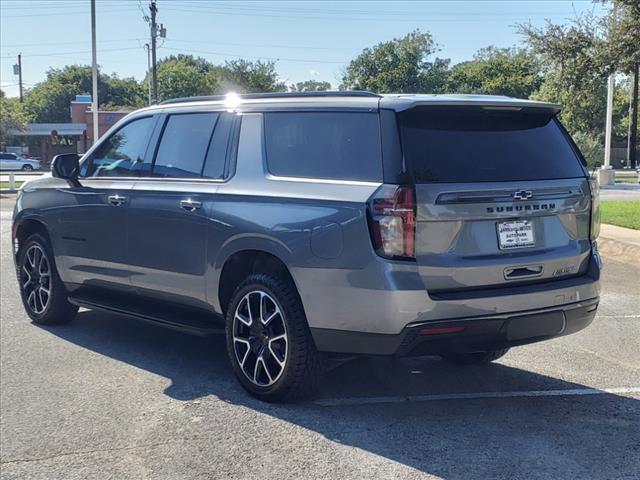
[1,193,639,480]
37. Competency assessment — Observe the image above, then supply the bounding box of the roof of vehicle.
[140,91,560,114]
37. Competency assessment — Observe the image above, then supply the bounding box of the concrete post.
[598,75,616,185]
[9,173,15,191]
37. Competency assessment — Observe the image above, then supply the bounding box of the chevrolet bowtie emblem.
[513,190,533,200]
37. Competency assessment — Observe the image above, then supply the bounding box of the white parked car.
[0,153,41,171]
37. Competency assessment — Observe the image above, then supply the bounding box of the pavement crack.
[0,440,180,466]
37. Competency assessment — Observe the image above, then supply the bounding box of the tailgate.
[414,178,591,291]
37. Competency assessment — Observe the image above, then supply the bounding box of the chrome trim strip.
[265,173,381,187]
[78,176,229,184]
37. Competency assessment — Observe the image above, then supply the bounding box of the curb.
[598,224,640,267]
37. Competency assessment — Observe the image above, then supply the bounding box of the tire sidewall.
[225,275,305,399]
[18,234,56,323]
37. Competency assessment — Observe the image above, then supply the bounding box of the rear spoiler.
[380,95,561,115]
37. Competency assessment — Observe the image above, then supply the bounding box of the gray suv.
[12,92,601,401]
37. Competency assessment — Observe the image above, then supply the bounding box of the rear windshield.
[398,107,586,183]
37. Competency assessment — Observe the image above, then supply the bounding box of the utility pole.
[150,0,158,104]
[627,62,639,169]
[90,0,99,144]
[17,54,23,102]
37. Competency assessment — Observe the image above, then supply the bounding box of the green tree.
[289,80,332,92]
[519,3,639,149]
[155,55,219,102]
[217,59,286,93]
[572,131,605,170]
[0,90,29,145]
[447,47,542,98]
[23,65,145,122]
[600,0,640,75]
[341,30,450,93]
[519,13,608,138]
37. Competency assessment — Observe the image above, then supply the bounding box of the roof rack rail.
[159,90,381,105]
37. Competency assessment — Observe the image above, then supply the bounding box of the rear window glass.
[398,108,585,183]
[264,112,382,182]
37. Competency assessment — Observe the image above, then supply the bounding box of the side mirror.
[52,153,80,184]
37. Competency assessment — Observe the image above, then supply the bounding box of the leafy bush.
[572,131,604,170]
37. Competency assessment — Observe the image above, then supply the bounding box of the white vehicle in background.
[0,153,41,171]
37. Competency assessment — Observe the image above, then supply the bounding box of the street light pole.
[90,0,99,145]
[145,43,152,105]
[17,53,23,102]
[599,75,616,185]
[627,62,639,169]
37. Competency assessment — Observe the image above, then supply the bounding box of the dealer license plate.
[497,220,535,250]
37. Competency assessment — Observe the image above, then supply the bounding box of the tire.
[225,273,322,402]
[17,233,78,325]
[21,164,34,171]
[441,348,510,366]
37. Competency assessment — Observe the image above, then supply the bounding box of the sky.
[0,0,610,98]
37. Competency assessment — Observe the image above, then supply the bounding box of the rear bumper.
[311,297,599,356]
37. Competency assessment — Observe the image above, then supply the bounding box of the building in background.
[6,95,130,165]
[70,95,129,146]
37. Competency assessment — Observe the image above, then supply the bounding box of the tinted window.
[398,108,585,183]
[1,153,16,159]
[203,113,234,179]
[80,117,154,177]
[264,112,382,181]
[153,113,218,178]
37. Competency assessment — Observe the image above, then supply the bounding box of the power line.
[0,47,142,59]
[1,7,137,18]
[160,47,344,65]
[158,6,578,23]
[164,38,356,52]
[1,38,142,48]
[170,1,592,18]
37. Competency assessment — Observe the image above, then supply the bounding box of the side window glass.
[153,113,218,178]
[264,112,382,181]
[203,113,234,179]
[80,117,154,177]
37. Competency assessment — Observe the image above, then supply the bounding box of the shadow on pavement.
[39,309,640,479]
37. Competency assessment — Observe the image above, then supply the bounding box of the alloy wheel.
[232,290,288,387]
[21,244,51,315]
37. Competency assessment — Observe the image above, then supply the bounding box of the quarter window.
[264,112,382,182]
[80,116,154,177]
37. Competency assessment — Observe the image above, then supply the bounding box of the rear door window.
[264,112,382,182]
[398,107,586,183]
[153,112,219,178]
[202,113,234,179]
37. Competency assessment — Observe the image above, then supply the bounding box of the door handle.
[107,194,127,206]
[180,199,202,212]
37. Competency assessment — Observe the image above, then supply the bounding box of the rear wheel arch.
[218,249,300,316]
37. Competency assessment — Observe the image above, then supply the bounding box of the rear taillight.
[367,185,416,260]
[589,176,600,240]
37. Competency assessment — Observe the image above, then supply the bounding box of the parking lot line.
[315,387,640,407]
